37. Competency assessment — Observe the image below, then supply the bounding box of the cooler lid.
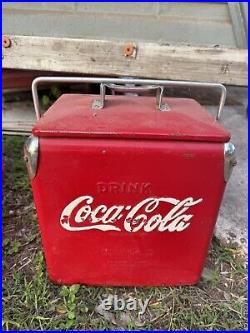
[32,94,230,143]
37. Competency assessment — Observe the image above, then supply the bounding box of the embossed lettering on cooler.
[60,196,203,233]
[24,77,236,286]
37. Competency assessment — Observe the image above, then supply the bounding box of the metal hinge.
[24,135,39,180]
[224,142,237,182]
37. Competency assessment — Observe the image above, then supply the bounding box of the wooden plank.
[2,35,248,86]
[228,2,247,49]
[2,101,35,134]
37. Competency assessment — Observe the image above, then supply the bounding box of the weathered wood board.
[2,35,248,86]
[2,101,35,135]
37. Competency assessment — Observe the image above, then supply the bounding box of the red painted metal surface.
[2,69,47,90]
[33,95,230,142]
[2,69,86,90]
[30,94,230,286]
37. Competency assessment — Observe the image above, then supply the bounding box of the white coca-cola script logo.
[60,196,202,233]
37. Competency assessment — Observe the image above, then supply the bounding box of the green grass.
[2,135,248,330]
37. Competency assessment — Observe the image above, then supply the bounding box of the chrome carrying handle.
[92,84,169,112]
[32,77,227,121]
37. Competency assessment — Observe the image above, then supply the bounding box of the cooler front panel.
[32,137,225,286]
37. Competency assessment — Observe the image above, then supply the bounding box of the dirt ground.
[2,135,247,331]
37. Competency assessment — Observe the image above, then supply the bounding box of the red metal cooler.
[24,77,236,286]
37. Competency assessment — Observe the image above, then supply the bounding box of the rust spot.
[2,36,11,48]
[123,42,137,58]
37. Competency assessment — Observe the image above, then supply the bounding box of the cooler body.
[31,137,225,286]
[24,81,235,286]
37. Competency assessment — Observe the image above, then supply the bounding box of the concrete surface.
[209,86,248,250]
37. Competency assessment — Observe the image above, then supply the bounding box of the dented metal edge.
[24,135,39,180]
[224,142,237,182]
